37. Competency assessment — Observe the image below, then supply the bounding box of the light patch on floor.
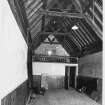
[28,88,101,105]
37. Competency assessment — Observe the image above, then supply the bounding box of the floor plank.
[28,88,101,105]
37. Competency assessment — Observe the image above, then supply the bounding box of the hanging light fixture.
[72,25,78,30]
[48,50,52,56]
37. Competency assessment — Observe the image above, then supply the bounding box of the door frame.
[65,64,78,88]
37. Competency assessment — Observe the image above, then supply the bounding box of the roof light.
[72,25,78,30]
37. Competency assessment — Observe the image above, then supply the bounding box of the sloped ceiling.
[8,0,102,57]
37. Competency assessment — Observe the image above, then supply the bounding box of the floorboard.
[28,88,101,105]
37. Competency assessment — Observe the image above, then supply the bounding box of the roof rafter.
[84,15,102,39]
[41,0,47,31]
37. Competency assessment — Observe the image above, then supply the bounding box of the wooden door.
[69,66,76,88]
[65,66,76,89]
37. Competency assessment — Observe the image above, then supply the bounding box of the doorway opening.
[65,66,77,90]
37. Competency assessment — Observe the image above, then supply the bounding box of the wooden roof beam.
[39,32,72,36]
[41,0,47,31]
[39,10,88,19]
[42,42,60,44]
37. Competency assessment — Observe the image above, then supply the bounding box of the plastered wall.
[34,43,69,56]
[78,52,102,78]
[32,62,78,76]
[32,62,78,89]
[0,0,28,104]
[33,62,65,76]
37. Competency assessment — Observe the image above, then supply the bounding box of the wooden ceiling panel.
[73,30,86,47]
[27,3,42,19]
[77,22,95,42]
[27,0,42,15]
[76,29,90,45]
[30,15,42,31]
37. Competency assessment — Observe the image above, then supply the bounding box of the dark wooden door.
[69,66,76,88]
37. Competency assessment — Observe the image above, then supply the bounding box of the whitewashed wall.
[33,62,78,76]
[33,62,65,75]
[0,0,28,104]
[34,43,69,56]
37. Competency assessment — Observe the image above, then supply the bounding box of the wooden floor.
[28,88,101,105]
